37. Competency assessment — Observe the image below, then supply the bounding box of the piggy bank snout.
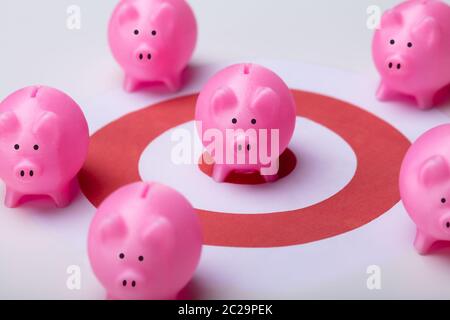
[439,214,450,234]
[14,161,41,179]
[385,55,407,74]
[134,45,154,63]
[117,269,146,290]
[234,135,255,153]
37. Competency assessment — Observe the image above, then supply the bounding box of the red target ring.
[78,90,410,248]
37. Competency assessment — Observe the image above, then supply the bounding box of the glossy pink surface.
[0,86,89,208]
[400,125,450,254]
[195,63,297,183]
[88,182,202,300]
[372,0,450,109]
[108,0,197,92]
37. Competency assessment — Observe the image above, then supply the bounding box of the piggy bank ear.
[210,86,238,116]
[250,87,279,116]
[380,9,403,29]
[152,3,176,35]
[411,17,441,48]
[0,111,19,135]
[117,2,139,26]
[141,217,175,253]
[33,112,59,144]
[419,155,450,187]
[100,215,128,243]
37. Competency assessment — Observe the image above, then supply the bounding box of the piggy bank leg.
[123,75,142,93]
[212,164,231,183]
[376,82,396,101]
[415,93,435,110]
[259,170,278,183]
[49,179,78,208]
[414,230,436,255]
[4,188,24,208]
[262,173,279,183]
[163,73,182,92]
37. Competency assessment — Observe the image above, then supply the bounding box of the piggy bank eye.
[441,198,447,204]
[390,39,395,45]
[138,255,144,262]
[33,145,39,151]
[119,253,125,259]
[14,144,20,150]
[232,118,237,124]
[151,30,157,36]
[407,42,413,48]
[133,29,139,35]
[251,119,257,125]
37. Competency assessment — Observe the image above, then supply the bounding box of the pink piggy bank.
[195,63,296,183]
[108,0,197,92]
[0,86,89,208]
[399,124,450,254]
[372,0,450,109]
[88,182,202,300]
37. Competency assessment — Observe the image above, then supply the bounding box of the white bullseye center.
[139,117,357,214]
